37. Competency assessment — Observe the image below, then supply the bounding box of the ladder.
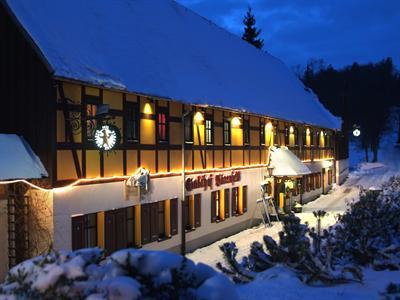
[250,196,279,227]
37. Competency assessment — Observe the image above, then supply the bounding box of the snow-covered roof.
[270,146,311,177]
[0,134,48,180]
[4,0,340,130]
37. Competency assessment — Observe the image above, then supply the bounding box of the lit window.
[260,123,265,145]
[205,118,213,144]
[157,109,168,143]
[86,104,97,141]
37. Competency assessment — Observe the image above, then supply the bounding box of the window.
[328,170,333,185]
[231,186,248,216]
[223,119,231,145]
[205,118,213,145]
[211,190,222,222]
[104,208,127,255]
[125,102,139,142]
[284,126,289,145]
[184,113,193,143]
[315,173,321,189]
[170,198,178,236]
[232,187,239,215]
[72,213,97,250]
[157,109,168,143]
[184,194,202,230]
[243,119,250,145]
[157,201,165,239]
[86,103,98,141]
[260,123,265,145]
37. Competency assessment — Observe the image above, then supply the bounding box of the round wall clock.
[94,124,121,151]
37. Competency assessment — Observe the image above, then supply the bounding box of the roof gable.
[4,0,340,129]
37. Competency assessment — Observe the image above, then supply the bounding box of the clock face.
[94,125,120,151]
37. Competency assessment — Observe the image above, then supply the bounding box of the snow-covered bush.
[217,214,362,285]
[381,282,400,299]
[332,177,400,269]
[0,248,238,300]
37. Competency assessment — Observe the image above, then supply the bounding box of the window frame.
[223,119,231,145]
[260,122,265,146]
[205,117,214,145]
[124,101,140,143]
[243,119,250,145]
[157,107,169,143]
[184,112,194,143]
[83,96,101,143]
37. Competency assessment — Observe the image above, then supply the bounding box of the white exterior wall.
[0,199,8,281]
[336,159,349,185]
[53,168,264,253]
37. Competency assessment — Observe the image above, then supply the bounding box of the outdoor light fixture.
[353,128,361,137]
[193,111,204,124]
[266,122,273,131]
[231,117,241,128]
[289,126,294,134]
[143,102,153,115]
[267,166,274,177]
[306,128,311,135]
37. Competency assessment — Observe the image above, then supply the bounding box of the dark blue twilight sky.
[177,0,400,70]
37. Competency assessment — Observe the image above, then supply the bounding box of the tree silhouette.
[242,7,264,49]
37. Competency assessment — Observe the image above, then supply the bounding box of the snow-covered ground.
[187,134,400,299]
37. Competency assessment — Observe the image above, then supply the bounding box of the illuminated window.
[223,119,231,145]
[125,102,139,142]
[260,123,265,145]
[86,103,97,141]
[72,213,97,250]
[157,109,168,143]
[205,118,213,144]
[243,119,250,144]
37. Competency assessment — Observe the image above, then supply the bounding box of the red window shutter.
[232,188,237,215]
[243,186,248,213]
[71,216,85,250]
[141,204,151,245]
[211,191,217,223]
[150,202,159,242]
[170,198,178,235]
[194,194,201,228]
[224,189,230,218]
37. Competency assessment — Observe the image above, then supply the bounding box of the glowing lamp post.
[353,128,361,137]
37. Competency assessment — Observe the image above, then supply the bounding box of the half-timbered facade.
[0,0,348,272]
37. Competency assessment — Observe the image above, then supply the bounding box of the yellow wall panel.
[158,150,168,173]
[135,205,141,246]
[231,128,243,146]
[127,150,138,175]
[220,190,225,221]
[193,124,205,146]
[206,150,214,169]
[170,150,182,173]
[224,150,231,168]
[63,82,81,103]
[103,90,123,110]
[231,150,243,167]
[57,111,66,142]
[194,150,206,170]
[214,150,223,168]
[126,93,137,102]
[141,150,156,173]
[140,119,155,144]
[165,200,171,237]
[57,150,82,181]
[244,150,250,165]
[158,99,168,107]
[250,116,259,127]
[85,87,100,96]
[250,130,259,146]
[114,117,124,140]
[169,102,182,117]
[250,150,260,165]
[104,150,123,177]
[169,122,182,145]
[86,150,100,178]
[214,127,223,146]
[185,150,193,170]
[214,110,223,122]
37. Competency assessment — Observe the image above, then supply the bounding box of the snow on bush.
[218,176,400,286]
[0,248,238,300]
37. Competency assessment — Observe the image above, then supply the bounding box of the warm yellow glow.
[193,111,204,124]
[231,117,241,128]
[266,122,273,131]
[289,126,294,134]
[306,128,311,135]
[143,102,153,115]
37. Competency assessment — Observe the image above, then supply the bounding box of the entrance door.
[105,208,127,256]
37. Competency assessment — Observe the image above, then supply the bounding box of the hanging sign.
[185,171,241,192]
[94,124,121,151]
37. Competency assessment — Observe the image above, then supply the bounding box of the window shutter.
[243,186,248,213]
[141,204,151,245]
[194,194,201,228]
[170,198,178,235]
[72,216,85,250]
[231,188,237,215]
[224,189,230,218]
[211,192,217,223]
[116,208,127,250]
[150,202,159,242]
